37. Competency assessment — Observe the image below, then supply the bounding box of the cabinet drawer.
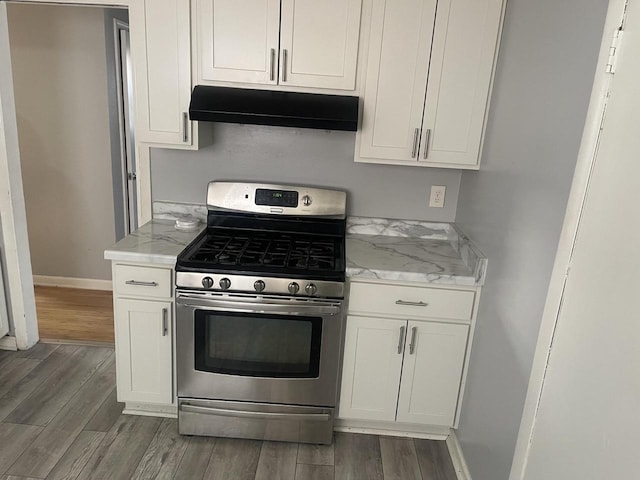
[348,282,474,321]
[114,264,172,299]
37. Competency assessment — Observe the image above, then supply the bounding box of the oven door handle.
[180,403,331,422]
[176,295,341,316]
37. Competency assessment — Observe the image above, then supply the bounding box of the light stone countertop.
[346,217,487,286]
[104,205,487,286]
[104,219,205,265]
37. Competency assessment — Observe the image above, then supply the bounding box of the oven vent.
[189,86,359,132]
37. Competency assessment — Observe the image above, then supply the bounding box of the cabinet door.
[338,316,404,421]
[419,0,503,166]
[115,298,173,405]
[279,0,362,90]
[197,0,280,84]
[130,0,192,145]
[397,321,468,426]
[358,0,437,161]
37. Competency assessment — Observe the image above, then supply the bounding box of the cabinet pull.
[182,112,189,143]
[395,300,428,307]
[125,280,158,287]
[282,49,288,82]
[409,326,417,354]
[423,129,431,159]
[397,325,406,354]
[411,128,419,158]
[162,308,168,336]
[270,48,276,81]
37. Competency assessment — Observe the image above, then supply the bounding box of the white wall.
[453,0,609,478]
[521,0,640,476]
[7,3,115,281]
[151,124,461,222]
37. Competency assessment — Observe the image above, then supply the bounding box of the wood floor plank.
[0,345,78,422]
[15,342,59,360]
[379,436,421,480]
[203,438,262,480]
[334,433,384,480]
[295,463,334,480]
[75,415,161,480]
[255,441,298,480]
[46,430,106,480]
[3,475,42,480]
[83,388,123,432]
[0,358,40,399]
[297,443,334,466]
[0,423,43,476]
[35,286,114,344]
[173,436,215,480]
[6,355,115,478]
[131,418,189,480]
[414,439,458,480]
[5,346,113,426]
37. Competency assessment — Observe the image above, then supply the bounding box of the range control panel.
[254,188,299,208]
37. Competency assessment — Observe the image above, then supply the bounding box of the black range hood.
[189,85,358,132]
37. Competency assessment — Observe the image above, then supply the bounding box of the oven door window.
[194,311,322,378]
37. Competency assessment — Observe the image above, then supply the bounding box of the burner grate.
[187,231,337,271]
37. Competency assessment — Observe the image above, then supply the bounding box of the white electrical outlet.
[429,185,446,208]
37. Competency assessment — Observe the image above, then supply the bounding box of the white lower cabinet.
[339,280,477,430]
[112,263,175,409]
[396,321,468,426]
[115,298,173,405]
[339,315,468,427]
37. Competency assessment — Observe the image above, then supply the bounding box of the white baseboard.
[447,430,472,480]
[123,401,177,418]
[334,418,450,440]
[0,335,18,351]
[33,275,112,291]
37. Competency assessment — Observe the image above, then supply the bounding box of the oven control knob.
[301,195,312,207]
[254,280,266,292]
[219,278,231,290]
[202,277,214,289]
[288,282,300,294]
[305,283,317,296]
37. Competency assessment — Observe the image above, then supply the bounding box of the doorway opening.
[6,3,136,345]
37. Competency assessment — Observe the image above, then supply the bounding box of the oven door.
[176,292,344,407]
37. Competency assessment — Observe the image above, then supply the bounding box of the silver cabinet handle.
[409,326,417,354]
[397,325,406,354]
[270,48,276,81]
[411,128,420,158]
[182,112,189,143]
[395,300,428,307]
[125,280,158,287]
[162,308,168,336]
[282,49,288,82]
[423,128,431,159]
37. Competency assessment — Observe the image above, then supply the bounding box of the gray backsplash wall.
[151,123,461,222]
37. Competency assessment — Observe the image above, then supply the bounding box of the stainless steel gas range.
[175,181,347,444]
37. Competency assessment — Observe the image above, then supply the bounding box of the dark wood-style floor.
[0,344,458,480]
[34,286,115,344]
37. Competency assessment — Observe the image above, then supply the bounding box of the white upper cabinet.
[279,0,362,90]
[196,0,362,91]
[197,0,281,84]
[359,0,437,161]
[130,0,194,146]
[357,0,505,169]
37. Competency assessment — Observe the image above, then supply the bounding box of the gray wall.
[151,123,461,222]
[453,0,609,479]
[8,3,116,281]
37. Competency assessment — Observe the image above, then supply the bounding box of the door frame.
[509,0,627,477]
[0,0,152,349]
